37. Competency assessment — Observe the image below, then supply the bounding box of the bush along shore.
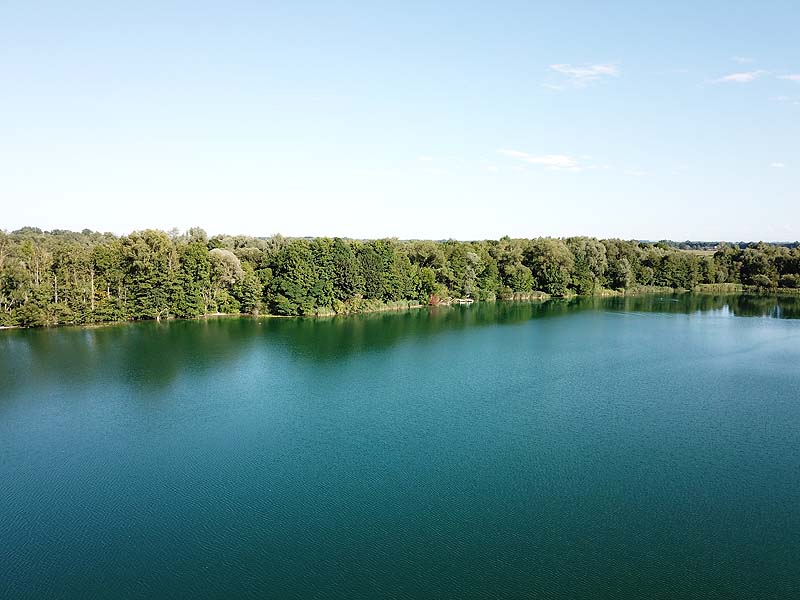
[1,228,799,328]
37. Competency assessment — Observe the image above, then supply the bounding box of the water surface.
[2,294,800,599]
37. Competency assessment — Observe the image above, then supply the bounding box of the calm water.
[2,294,800,599]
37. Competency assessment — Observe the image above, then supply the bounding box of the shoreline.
[1,287,798,331]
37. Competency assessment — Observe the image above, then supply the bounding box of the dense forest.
[1,227,799,327]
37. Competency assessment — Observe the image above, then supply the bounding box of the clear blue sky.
[2,1,798,241]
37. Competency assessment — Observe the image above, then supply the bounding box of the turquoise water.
[2,295,799,599]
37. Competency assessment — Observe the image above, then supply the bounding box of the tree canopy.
[1,228,798,327]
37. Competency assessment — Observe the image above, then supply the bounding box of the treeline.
[664,240,800,251]
[1,227,799,327]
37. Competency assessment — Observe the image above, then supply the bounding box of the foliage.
[1,228,799,326]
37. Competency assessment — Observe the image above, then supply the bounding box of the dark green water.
[2,294,800,599]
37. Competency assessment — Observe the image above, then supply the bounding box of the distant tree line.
[658,240,800,251]
[1,227,799,327]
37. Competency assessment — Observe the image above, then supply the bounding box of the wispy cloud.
[498,149,646,175]
[547,63,619,88]
[771,95,800,105]
[499,149,581,171]
[417,155,433,162]
[771,162,786,168]
[778,74,800,82]
[422,167,448,175]
[732,56,755,64]
[711,70,765,83]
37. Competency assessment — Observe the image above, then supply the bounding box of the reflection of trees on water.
[606,293,800,319]
[0,319,264,402]
[2,294,798,399]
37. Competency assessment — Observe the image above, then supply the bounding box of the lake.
[2,294,799,599]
